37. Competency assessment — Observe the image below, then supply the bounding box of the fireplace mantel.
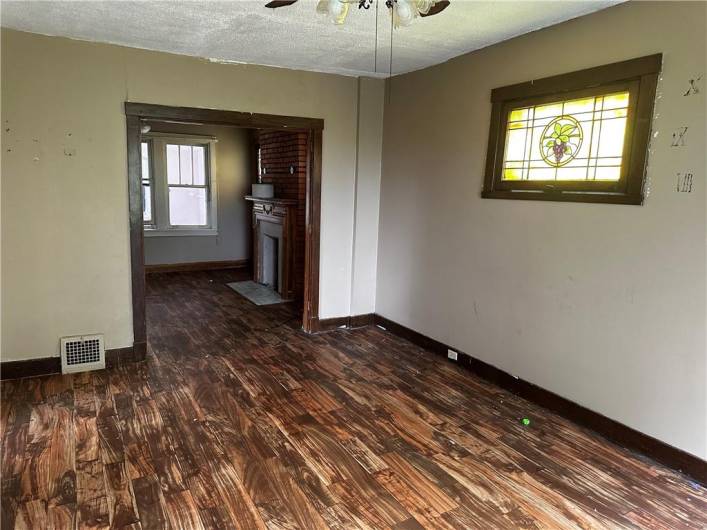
[246,195,297,300]
[245,196,298,206]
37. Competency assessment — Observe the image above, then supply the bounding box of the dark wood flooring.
[1,269,705,529]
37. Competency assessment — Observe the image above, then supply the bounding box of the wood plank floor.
[2,269,705,529]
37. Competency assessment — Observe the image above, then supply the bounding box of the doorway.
[124,103,323,359]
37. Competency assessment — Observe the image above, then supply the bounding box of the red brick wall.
[258,130,307,299]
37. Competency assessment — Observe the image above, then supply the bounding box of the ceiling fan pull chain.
[374,0,379,73]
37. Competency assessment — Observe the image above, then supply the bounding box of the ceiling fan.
[265,0,451,27]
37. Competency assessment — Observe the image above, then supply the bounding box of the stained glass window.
[483,55,660,204]
[501,91,629,182]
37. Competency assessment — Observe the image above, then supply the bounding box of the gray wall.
[144,123,252,265]
[377,1,706,459]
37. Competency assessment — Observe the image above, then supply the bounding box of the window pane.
[179,145,193,185]
[535,102,563,119]
[556,167,589,181]
[501,91,629,182]
[141,142,150,181]
[594,166,621,181]
[504,129,528,162]
[503,168,522,180]
[597,117,628,158]
[527,167,555,180]
[169,187,207,226]
[563,97,595,114]
[509,108,528,122]
[142,184,152,222]
[192,146,206,185]
[167,144,180,184]
[603,92,629,109]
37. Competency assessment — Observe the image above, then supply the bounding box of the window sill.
[144,228,218,237]
[481,189,643,205]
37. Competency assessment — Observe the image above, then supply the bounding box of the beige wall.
[351,77,385,315]
[377,1,706,458]
[0,29,384,360]
[143,123,252,266]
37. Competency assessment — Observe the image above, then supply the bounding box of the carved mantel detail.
[245,196,298,300]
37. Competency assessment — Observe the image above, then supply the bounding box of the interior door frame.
[124,102,323,357]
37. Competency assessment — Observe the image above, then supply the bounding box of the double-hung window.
[141,134,217,235]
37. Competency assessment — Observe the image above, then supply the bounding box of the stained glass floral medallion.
[541,116,583,167]
[502,91,629,182]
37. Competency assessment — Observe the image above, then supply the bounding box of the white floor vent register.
[60,334,106,374]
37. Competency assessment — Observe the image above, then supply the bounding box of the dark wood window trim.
[125,103,324,356]
[482,54,662,205]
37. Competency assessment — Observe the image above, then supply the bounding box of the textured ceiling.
[0,0,623,77]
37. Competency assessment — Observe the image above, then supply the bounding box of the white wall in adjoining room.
[143,122,253,266]
[376,1,706,459]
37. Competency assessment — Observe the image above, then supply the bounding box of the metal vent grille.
[66,338,101,365]
[60,334,105,374]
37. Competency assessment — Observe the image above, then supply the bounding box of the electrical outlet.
[447,349,458,361]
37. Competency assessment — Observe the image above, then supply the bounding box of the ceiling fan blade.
[420,0,450,17]
[265,0,298,8]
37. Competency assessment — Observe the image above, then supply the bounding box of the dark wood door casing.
[303,129,322,331]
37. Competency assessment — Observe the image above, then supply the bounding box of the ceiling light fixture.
[317,0,350,25]
[266,0,450,28]
[265,0,451,77]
